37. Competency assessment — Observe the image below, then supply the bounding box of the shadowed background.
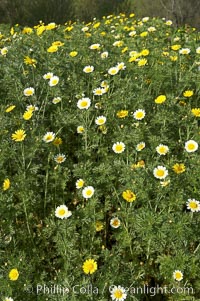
[0,0,199,28]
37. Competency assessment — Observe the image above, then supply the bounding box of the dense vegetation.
[0,11,200,301]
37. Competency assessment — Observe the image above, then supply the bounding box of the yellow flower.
[155,95,166,104]
[183,90,193,97]
[22,27,33,34]
[69,51,78,57]
[5,105,16,113]
[122,190,136,202]
[45,22,57,30]
[173,163,186,174]
[93,22,100,29]
[82,259,97,274]
[52,41,64,47]
[171,44,181,51]
[53,137,63,146]
[140,31,148,37]
[24,56,37,67]
[140,49,149,56]
[23,110,33,120]
[9,269,19,281]
[37,25,46,36]
[47,45,58,53]
[131,160,145,169]
[3,178,10,191]
[191,108,200,117]
[116,110,128,118]
[138,59,147,66]
[12,129,26,142]
[95,221,104,232]
[170,56,178,61]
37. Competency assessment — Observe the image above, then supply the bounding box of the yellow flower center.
[114,290,123,298]
[156,170,165,177]
[188,143,195,150]
[59,209,66,216]
[190,202,198,209]
[81,101,88,107]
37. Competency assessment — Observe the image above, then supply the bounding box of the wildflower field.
[0,13,200,301]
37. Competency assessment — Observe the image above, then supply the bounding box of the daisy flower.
[112,142,125,154]
[52,97,61,104]
[179,48,190,55]
[83,65,94,73]
[53,137,63,146]
[77,126,85,133]
[122,190,136,202]
[172,163,186,174]
[133,109,146,120]
[76,179,84,189]
[153,166,168,180]
[23,110,33,120]
[42,132,55,143]
[77,97,91,110]
[116,110,128,118]
[95,221,104,232]
[93,87,106,96]
[196,47,200,54]
[186,199,200,212]
[184,140,198,153]
[4,298,14,301]
[49,75,59,86]
[23,87,34,96]
[5,105,16,113]
[89,43,100,50]
[155,95,166,104]
[9,268,19,281]
[156,144,169,155]
[54,154,66,164]
[173,270,183,281]
[43,72,54,80]
[82,186,95,199]
[101,51,108,59]
[82,259,97,274]
[110,285,127,301]
[12,129,26,142]
[95,116,106,125]
[55,205,72,219]
[183,90,193,97]
[1,47,8,56]
[108,67,119,75]
[191,108,200,117]
[110,217,121,228]
[3,178,10,191]
[116,62,126,70]
[136,142,145,151]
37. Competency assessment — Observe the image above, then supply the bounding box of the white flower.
[49,75,59,86]
[77,126,84,134]
[116,62,126,70]
[133,109,146,120]
[81,26,89,32]
[83,65,94,73]
[1,47,8,56]
[108,66,119,75]
[173,270,183,281]
[4,298,14,301]
[23,87,35,96]
[196,47,200,54]
[43,132,55,143]
[54,154,66,164]
[82,186,95,199]
[110,285,127,301]
[110,217,121,229]
[43,72,54,80]
[136,142,145,151]
[156,144,169,155]
[89,43,100,50]
[112,142,125,154]
[77,97,91,109]
[153,166,168,180]
[185,140,198,153]
[95,116,106,125]
[179,48,190,55]
[52,97,61,104]
[93,87,106,96]
[186,199,200,212]
[101,51,108,59]
[76,179,84,189]
[55,205,72,219]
